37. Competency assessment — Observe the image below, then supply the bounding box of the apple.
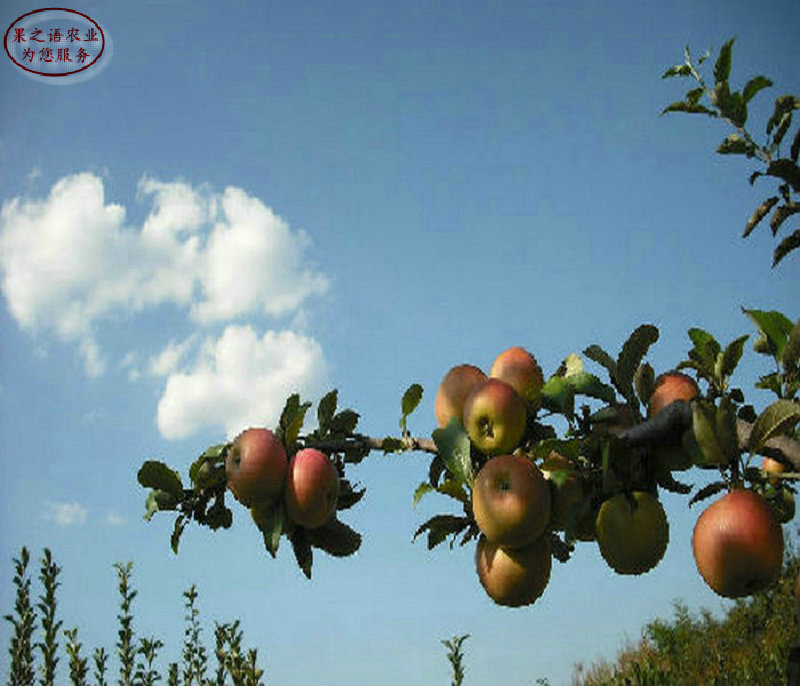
[475,534,551,608]
[434,364,487,428]
[647,371,699,417]
[472,454,551,548]
[225,428,288,508]
[596,492,669,575]
[284,448,340,529]
[692,489,784,598]
[463,379,527,455]
[489,346,544,403]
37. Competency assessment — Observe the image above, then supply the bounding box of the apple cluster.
[434,353,791,606]
[435,347,555,607]
[226,428,340,530]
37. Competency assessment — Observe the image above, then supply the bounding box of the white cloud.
[154,325,328,440]
[104,512,126,526]
[44,501,88,526]
[0,173,329,376]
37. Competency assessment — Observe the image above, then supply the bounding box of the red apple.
[434,364,488,428]
[648,371,699,417]
[475,535,552,608]
[472,454,551,548]
[284,448,340,529]
[225,428,288,507]
[463,379,527,455]
[489,346,544,403]
[692,489,784,598]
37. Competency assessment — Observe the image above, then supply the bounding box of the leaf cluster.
[662,39,800,265]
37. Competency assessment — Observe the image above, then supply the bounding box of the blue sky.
[1,1,798,684]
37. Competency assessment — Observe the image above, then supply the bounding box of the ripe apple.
[475,534,552,608]
[225,428,288,508]
[692,489,784,598]
[284,448,340,529]
[434,364,487,428]
[647,371,699,417]
[463,379,527,455]
[472,454,551,548]
[489,346,544,404]
[596,492,669,575]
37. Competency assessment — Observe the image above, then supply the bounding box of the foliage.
[2,548,266,686]
[571,536,800,685]
[662,38,800,266]
[441,634,470,686]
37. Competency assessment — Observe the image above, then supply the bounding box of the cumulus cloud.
[0,172,331,439]
[154,325,328,440]
[44,501,88,526]
[0,173,329,376]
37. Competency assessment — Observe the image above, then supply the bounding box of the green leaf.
[583,344,617,381]
[431,419,474,487]
[290,529,313,579]
[330,409,360,435]
[782,319,800,372]
[412,515,471,550]
[689,481,727,507]
[616,324,659,399]
[769,202,800,236]
[792,127,800,163]
[687,328,721,371]
[717,134,755,156]
[661,102,717,117]
[566,372,617,404]
[413,482,434,507]
[278,394,312,447]
[400,383,423,434]
[380,437,406,453]
[766,159,800,193]
[532,437,581,462]
[692,401,726,466]
[316,390,338,436]
[713,38,734,84]
[336,480,366,511]
[662,64,693,79]
[305,518,361,557]
[634,363,656,407]
[714,396,740,463]
[743,308,794,361]
[767,95,799,135]
[748,399,800,454]
[719,335,749,380]
[144,490,178,521]
[251,503,284,558]
[743,196,780,237]
[137,461,183,498]
[170,516,188,554]
[773,229,800,267]
[742,75,773,103]
[686,87,704,105]
[540,375,575,419]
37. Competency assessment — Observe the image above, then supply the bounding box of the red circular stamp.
[5,8,111,83]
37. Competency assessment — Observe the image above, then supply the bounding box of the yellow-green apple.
[489,346,544,403]
[475,534,551,607]
[284,448,340,529]
[434,364,487,428]
[472,454,551,548]
[596,492,669,575]
[692,489,784,598]
[463,379,527,455]
[225,428,288,507]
